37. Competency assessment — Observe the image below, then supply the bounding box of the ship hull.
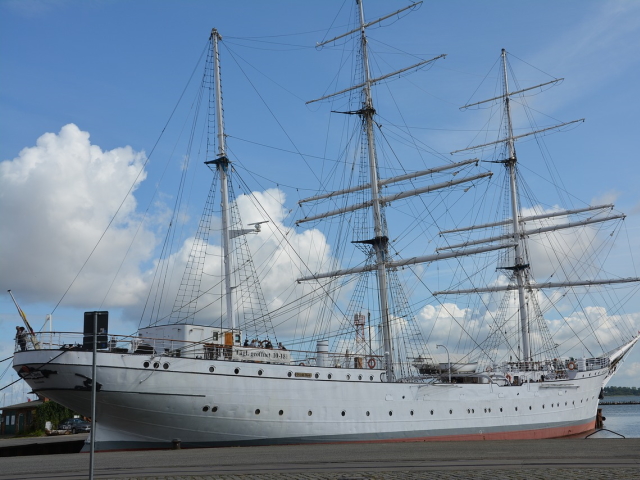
[14,348,608,451]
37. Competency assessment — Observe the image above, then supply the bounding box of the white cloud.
[0,124,155,308]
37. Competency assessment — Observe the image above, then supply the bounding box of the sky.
[1,0,640,403]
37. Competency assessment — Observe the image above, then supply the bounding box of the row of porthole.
[199,401,592,417]
[145,363,599,405]
[304,372,375,381]
[143,361,169,370]
[205,364,377,381]
[467,408,492,414]
[200,407,417,417]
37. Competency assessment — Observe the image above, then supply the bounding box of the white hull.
[15,349,609,450]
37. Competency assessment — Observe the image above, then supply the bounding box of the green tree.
[34,401,77,430]
[603,386,639,396]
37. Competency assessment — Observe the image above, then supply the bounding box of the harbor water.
[598,395,640,438]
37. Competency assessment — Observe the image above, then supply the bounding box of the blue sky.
[1,0,640,401]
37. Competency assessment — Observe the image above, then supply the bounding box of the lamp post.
[436,344,451,383]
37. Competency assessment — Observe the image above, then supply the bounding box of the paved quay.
[0,438,638,479]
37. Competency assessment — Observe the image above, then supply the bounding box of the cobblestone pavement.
[100,468,640,480]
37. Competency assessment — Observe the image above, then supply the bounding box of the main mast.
[501,48,531,362]
[356,0,395,382]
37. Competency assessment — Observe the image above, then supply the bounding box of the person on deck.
[15,326,27,351]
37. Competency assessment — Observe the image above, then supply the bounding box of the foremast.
[206,28,235,330]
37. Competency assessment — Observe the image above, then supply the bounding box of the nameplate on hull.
[231,346,291,364]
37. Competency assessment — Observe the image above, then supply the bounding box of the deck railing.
[15,331,384,370]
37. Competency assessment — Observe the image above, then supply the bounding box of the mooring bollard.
[172,438,181,450]
[595,408,604,429]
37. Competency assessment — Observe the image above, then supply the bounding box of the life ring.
[485,366,493,372]
[367,357,376,369]
[567,361,577,371]
[505,373,512,382]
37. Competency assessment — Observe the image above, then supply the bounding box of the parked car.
[59,417,91,434]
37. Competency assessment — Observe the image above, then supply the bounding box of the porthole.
[472,409,474,413]
[500,408,503,412]
[209,366,215,373]
[287,371,292,377]
[366,411,370,416]
[410,410,414,416]
[315,373,319,379]
[484,408,487,413]
[467,409,471,414]
[542,404,545,409]
[358,374,363,380]
[529,406,532,410]
[255,409,260,415]
[143,361,150,368]
[389,411,393,416]
[346,374,351,380]
[308,410,313,416]
[341,411,346,417]
[163,363,170,370]
[449,410,453,415]
[488,408,491,413]
[153,362,160,369]
[279,410,284,416]
[557,403,560,407]
[515,407,518,411]
[258,369,264,376]
[430,410,434,415]
[202,406,209,412]
[234,368,240,374]
[212,406,218,413]
[369,375,374,381]
[565,402,567,406]
[328,373,332,379]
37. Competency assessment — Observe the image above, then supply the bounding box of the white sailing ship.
[12,1,639,450]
